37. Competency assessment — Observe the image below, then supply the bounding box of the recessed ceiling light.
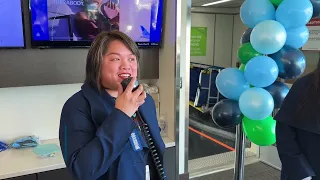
[202,0,233,6]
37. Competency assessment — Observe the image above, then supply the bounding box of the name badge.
[129,129,143,151]
[146,165,150,180]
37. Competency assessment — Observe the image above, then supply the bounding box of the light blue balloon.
[240,0,275,28]
[215,68,250,101]
[250,20,287,54]
[239,87,274,120]
[285,26,310,49]
[276,0,313,29]
[244,56,279,88]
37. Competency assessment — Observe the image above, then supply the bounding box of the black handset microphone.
[121,77,167,180]
[120,77,139,92]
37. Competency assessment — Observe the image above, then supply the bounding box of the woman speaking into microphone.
[59,31,166,180]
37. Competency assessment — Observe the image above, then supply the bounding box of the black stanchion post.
[234,123,246,180]
[234,62,246,180]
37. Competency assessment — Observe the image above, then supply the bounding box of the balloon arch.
[212,0,319,146]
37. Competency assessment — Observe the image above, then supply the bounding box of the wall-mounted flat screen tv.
[29,0,163,48]
[0,0,25,48]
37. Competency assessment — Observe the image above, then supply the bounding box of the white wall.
[300,51,319,75]
[156,0,176,141]
[232,14,247,68]
[0,84,81,142]
[191,12,235,67]
[0,80,154,143]
[214,14,234,67]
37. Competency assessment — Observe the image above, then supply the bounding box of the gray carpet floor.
[192,162,280,180]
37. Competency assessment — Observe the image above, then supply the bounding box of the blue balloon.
[239,88,274,120]
[250,20,287,54]
[240,0,275,28]
[244,56,279,88]
[311,0,320,18]
[240,28,253,45]
[276,0,313,29]
[285,26,309,49]
[264,81,289,109]
[269,45,306,79]
[216,68,250,101]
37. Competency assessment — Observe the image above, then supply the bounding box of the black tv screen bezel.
[0,0,26,49]
[28,0,163,49]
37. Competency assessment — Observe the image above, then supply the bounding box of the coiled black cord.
[137,112,167,180]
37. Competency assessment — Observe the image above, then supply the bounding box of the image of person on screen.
[75,0,120,40]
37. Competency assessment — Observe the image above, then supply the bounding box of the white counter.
[0,137,175,179]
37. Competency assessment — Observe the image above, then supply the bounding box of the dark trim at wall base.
[179,173,190,180]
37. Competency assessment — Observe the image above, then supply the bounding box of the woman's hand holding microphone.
[115,77,146,117]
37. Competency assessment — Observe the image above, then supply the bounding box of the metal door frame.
[175,0,191,179]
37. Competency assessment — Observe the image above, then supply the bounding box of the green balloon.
[239,64,246,72]
[237,43,261,64]
[270,0,283,6]
[243,116,276,146]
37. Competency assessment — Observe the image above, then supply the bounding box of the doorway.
[187,0,260,178]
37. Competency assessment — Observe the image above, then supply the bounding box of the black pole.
[234,123,246,180]
[234,62,245,180]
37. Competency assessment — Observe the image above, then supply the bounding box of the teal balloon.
[276,0,313,29]
[250,20,286,54]
[239,87,274,120]
[244,56,279,88]
[285,26,309,49]
[240,0,275,28]
[215,68,250,101]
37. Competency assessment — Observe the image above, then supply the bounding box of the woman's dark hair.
[294,59,320,122]
[85,30,140,92]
